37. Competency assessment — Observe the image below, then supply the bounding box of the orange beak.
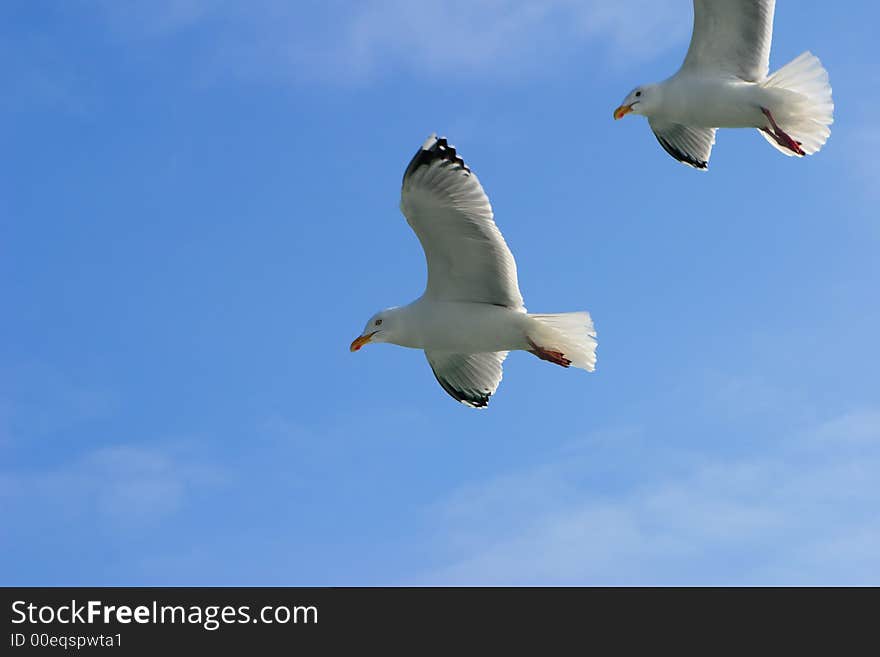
[614,104,634,120]
[350,331,377,352]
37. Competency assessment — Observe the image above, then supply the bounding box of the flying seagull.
[350,134,597,408]
[613,0,833,169]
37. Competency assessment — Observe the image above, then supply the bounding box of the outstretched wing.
[400,134,524,310]
[425,351,508,408]
[679,0,775,82]
[649,119,717,169]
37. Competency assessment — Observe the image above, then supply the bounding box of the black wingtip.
[655,134,708,170]
[430,368,491,409]
[402,134,471,184]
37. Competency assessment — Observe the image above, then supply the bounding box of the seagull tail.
[759,51,834,156]
[527,312,597,372]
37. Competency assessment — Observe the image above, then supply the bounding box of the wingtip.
[402,133,471,185]
[656,135,709,170]
[462,394,491,409]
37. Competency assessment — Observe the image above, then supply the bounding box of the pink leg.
[527,338,571,368]
[761,107,805,156]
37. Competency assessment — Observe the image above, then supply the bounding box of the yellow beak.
[614,104,634,120]
[350,331,377,352]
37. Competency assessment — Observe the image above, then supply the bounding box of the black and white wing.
[679,0,775,82]
[400,134,524,311]
[649,119,717,169]
[425,351,508,409]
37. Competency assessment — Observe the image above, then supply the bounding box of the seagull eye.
[375,319,383,326]
[635,91,642,98]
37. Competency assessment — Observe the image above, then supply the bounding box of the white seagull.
[613,0,833,169]
[350,135,597,408]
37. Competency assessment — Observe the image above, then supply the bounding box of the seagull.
[350,134,597,408]
[613,0,833,169]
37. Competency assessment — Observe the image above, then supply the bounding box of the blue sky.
[1,0,878,585]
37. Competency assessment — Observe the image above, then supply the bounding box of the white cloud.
[809,409,880,445]
[417,408,880,585]
[0,442,225,532]
[339,0,688,79]
[89,0,691,83]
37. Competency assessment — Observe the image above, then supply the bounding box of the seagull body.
[376,301,531,353]
[614,0,833,169]
[643,77,775,128]
[350,135,597,408]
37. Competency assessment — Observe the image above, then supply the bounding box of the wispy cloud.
[335,0,689,81]
[0,442,225,532]
[417,408,880,585]
[88,0,690,84]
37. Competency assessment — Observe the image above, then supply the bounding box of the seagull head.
[614,84,659,120]
[350,308,399,351]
